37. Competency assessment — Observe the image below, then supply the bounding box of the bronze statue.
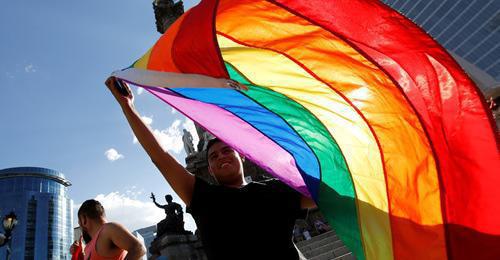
[151,193,188,236]
[152,0,184,34]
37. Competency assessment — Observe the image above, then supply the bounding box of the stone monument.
[182,129,196,156]
[201,132,214,151]
[149,193,206,260]
[151,193,189,236]
[153,0,184,34]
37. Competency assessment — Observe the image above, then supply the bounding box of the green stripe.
[225,62,364,259]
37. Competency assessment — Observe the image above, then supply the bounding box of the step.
[308,246,353,260]
[308,250,335,260]
[297,235,339,250]
[308,230,337,242]
[333,253,356,260]
[302,240,344,258]
[296,231,337,247]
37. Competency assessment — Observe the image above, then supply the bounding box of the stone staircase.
[295,231,355,260]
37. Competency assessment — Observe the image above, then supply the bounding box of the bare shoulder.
[95,222,144,257]
[103,222,127,232]
[100,222,129,238]
[100,222,139,250]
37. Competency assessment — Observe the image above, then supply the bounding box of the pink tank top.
[84,225,127,260]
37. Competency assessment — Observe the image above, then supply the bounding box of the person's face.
[81,231,92,244]
[207,142,244,183]
[78,215,89,234]
[78,215,92,243]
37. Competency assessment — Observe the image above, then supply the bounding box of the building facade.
[131,232,148,260]
[0,167,73,259]
[382,0,500,90]
[134,225,157,258]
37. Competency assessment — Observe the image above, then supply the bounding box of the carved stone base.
[149,233,207,260]
[156,218,191,238]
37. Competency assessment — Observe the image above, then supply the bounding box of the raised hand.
[105,76,134,109]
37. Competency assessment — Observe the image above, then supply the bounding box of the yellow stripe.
[133,47,153,70]
[216,0,446,258]
[217,34,392,259]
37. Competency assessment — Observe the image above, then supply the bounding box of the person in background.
[78,199,145,260]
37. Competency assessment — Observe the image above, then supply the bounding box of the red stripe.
[171,0,227,77]
[273,0,500,258]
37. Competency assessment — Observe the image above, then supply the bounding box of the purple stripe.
[144,86,310,196]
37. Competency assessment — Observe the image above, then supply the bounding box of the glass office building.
[382,0,500,87]
[0,167,73,259]
[134,225,157,258]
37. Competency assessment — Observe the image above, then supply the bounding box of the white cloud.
[24,64,36,73]
[153,119,184,154]
[124,185,144,199]
[104,148,124,161]
[154,118,199,154]
[95,192,161,231]
[74,191,197,232]
[132,117,200,155]
[137,87,144,95]
[171,108,177,114]
[141,116,153,126]
[182,118,199,149]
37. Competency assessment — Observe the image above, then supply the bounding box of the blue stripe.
[173,88,320,183]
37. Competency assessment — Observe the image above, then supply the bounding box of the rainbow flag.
[113,0,500,259]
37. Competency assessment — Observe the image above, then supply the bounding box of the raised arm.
[301,195,317,209]
[106,77,195,205]
[150,193,165,208]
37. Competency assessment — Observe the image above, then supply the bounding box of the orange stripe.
[216,0,446,259]
[146,11,190,72]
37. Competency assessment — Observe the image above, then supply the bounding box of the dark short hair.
[78,199,105,219]
[205,138,222,159]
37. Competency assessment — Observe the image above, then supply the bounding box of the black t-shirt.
[187,177,306,260]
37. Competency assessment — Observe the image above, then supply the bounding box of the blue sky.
[1,0,200,231]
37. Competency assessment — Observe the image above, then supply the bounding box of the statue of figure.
[202,132,215,151]
[195,124,206,151]
[182,129,195,155]
[150,193,187,236]
[152,0,184,34]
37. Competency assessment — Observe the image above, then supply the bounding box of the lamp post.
[0,212,17,260]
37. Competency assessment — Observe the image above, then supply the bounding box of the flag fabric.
[112,0,500,259]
